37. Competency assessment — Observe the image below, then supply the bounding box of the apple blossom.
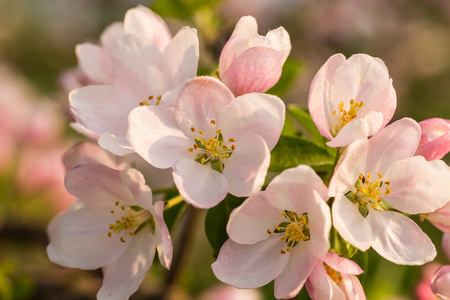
[212,165,331,299]
[70,6,199,155]
[305,252,365,300]
[329,118,450,265]
[308,53,396,148]
[128,76,285,209]
[415,262,442,300]
[431,265,450,299]
[219,16,291,96]
[47,163,172,300]
[416,118,450,161]
[425,201,450,233]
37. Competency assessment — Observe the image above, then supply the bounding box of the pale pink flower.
[431,265,450,299]
[47,163,172,300]
[416,262,441,300]
[70,6,199,155]
[219,16,291,96]
[426,201,450,233]
[329,118,450,265]
[212,165,331,299]
[199,285,263,300]
[128,76,285,209]
[308,53,397,148]
[305,252,365,300]
[416,118,450,161]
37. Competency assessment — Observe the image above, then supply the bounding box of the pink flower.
[443,233,450,260]
[416,118,450,161]
[329,118,450,265]
[212,165,331,299]
[128,76,285,209]
[218,16,291,96]
[416,262,441,300]
[70,6,199,155]
[308,53,397,148]
[305,252,366,300]
[47,163,172,300]
[426,201,450,233]
[431,265,450,299]
[199,285,263,300]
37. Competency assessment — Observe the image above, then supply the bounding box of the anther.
[108,232,112,238]
[385,181,390,185]
[115,201,120,206]
[216,129,222,134]
[148,95,154,100]
[267,229,272,235]
[280,250,286,254]
[120,237,126,243]
[198,130,204,135]
[210,120,216,125]
[193,144,198,149]
[367,173,371,179]
[190,127,195,132]
[121,205,125,210]
[110,210,115,214]
[378,172,383,178]
[287,247,292,252]
[201,158,206,164]
[188,148,194,152]
[229,138,235,142]
[231,144,236,150]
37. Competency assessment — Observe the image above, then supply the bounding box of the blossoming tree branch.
[46,5,450,300]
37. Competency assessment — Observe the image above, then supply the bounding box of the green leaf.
[205,194,245,257]
[267,58,303,96]
[150,0,222,21]
[287,104,323,143]
[269,135,335,172]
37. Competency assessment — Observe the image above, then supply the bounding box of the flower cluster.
[46,5,450,300]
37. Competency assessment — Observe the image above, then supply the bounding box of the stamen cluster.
[331,99,364,135]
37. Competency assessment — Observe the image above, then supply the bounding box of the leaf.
[267,58,303,96]
[205,194,245,257]
[288,104,324,143]
[269,135,335,172]
[150,0,222,21]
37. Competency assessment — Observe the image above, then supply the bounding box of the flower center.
[347,172,391,217]
[331,99,364,136]
[139,95,162,106]
[187,120,236,173]
[107,201,155,243]
[324,263,343,284]
[267,210,310,254]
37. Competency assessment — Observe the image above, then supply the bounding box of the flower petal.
[212,237,289,288]
[219,92,285,150]
[274,242,316,299]
[306,190,332,259]
[128,106,191,169]
[221,47,283,96]
[173,158,229,209]
[332,193,373,251]
[430,265,450,299]
[223,134,270,197]
[153,200,173,269]
[100,22,125,52]
[75,43,113,84]
[322,252,363,275]
[227,191,282,245]
[385,156,450,214]
[367,210,436,265]
[123,5,171,50]
[175,77,234,137]
[98,133,134,156]
[305,261,346,300]
[443,233,450,261]
[97,231,156,300]
[47,204,128,270]
[62,142,124,171]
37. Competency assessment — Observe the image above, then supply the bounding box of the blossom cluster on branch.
[46,5,450,300]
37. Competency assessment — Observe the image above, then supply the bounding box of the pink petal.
[75,43,113,84]
[65,163,136,210]
[222,134,270,197]
[127,106,192,169]
[430,265,450,299]
[212,237,289,288]
[416,118,450,161]
[443,233,450,261]
[98,133,135,156]
[227,191,283,245]
[427,202,450,233]
[123,5,172,50]
[163,27,199,85]
[341,274,367,300]
[69,85,136,138]
[305,262,346,300]
[97,231,156,300]
[322,252,363,275]
[153,201,173,269]
[306,190,332,259]
[175,77,234,137]
[332,193,373,251]
[100,22,125,52]
[384,156,450,214]
[274,242,317,299]
[173,158,229,209]
[219,92,285,150]
[367,210,436,265]
[265,165,328,212]
[326,111,383,148]
[365,118,420,174]
[69,122,101,141]
[308,53,346,140]
[47,204,128,270]
[221,47,282,96]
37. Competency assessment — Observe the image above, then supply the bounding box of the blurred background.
[0,0,449,299]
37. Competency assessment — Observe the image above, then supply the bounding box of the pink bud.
[416,118,450,161]
[431,265,450,299]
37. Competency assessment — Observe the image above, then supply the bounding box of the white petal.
[173,158,229,209]
[332,193,373,251]
[212,237,289,289]
[306,190,332,259]
[75,43,113,84]
[100,22,125,52]
[305,262,346,300]
[227,191,283,245]
[98,133,134,156]
[97,231,156,300]
[223,134,270,197]
[367,210,436,265]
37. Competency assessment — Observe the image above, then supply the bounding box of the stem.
[164,195,184,210]
[160,206,201,300]
[361,251,369,286]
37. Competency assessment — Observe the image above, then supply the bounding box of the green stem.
[164,195,184,210]
[361,251,369,286]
